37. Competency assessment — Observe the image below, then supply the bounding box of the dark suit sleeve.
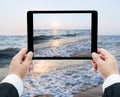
[0,83,19,97]
[102,83,120,97]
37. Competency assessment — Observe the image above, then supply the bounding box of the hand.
[91,48,119,79]
[9,48,33,79]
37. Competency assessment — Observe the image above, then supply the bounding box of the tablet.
[27,10,97,59]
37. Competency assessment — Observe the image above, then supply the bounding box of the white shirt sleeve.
[103,74,120,92]
[1,74,23,97]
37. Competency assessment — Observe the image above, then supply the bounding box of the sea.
[0,32,120,97]
[34,29,91,57]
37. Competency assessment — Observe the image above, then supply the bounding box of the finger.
[93,62,97,68]
[92,67,97,72]
[91,60,97,68]
[98,48,111,57]
[30,62,33,69]
[29,62,33,71]
[92,52,104,65]
[14,48,27,61]
[23,51,33,66]
[91,60,98,71]
[91,60,97,65]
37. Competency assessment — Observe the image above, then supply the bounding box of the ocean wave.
[34,34,78,42]
[34,35,61,44]
[22,64,104,97]
[34,35,54,40]
[33,30,90,44]
[34,40,91,57]
[61,33,78,37]
[115,42,120,46]
[33,34,76,44]
[0,48,19,66]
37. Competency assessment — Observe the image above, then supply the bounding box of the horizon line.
[0,34,120,36]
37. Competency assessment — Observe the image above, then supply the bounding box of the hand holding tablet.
[27,10,98,59]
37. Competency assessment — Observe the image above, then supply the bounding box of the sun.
[51,22,59,29]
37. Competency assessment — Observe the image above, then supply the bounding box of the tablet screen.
[27,11,97,59]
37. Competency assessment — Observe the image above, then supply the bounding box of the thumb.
[92,52,104,65]
[23,51,33,65]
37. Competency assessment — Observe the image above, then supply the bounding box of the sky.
[33,14,91,29]
[0,0,120,35]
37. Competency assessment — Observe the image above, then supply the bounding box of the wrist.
[9,72,24,80]
[103,74,120,92]
[103,72,119,79]
[1,74,23,96]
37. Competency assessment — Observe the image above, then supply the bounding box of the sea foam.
[34,40,91,57]
[21,64,104,97]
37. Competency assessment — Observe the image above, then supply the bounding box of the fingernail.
[28,51,33,57]
[92,52,97,57]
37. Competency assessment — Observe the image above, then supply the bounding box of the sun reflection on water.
[32,60,90,74]
[33,60,56,74]
[51,40,63,47]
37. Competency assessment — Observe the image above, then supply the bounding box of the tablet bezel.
[27,10,97,60]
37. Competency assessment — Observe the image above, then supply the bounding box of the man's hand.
[91,48,119,79]
[9,48,33,79]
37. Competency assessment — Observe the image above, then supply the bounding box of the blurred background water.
[0,35,120,66]
[0,35,120,97]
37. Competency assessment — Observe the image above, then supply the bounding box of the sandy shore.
[73,85,102,97]
[34,36,90,51]
[33,85,103,97]
[0,62,103,97]
[71,51,91,57]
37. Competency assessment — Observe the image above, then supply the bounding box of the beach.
[33,85,103,97]
[73,85,102,97]
[0,35,120,97]
[34,29,91,57]
[21,60,104,97]
[1,60,103,97]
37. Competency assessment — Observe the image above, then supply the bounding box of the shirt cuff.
[102,74,120,92]
[1,74,23,97]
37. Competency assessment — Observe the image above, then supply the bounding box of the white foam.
[21,64,104,97]
[34,40,91,57]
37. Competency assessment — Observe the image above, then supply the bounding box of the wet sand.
[71,51,91,57]
[0,62,103,97]
[73,85,102,97]
[33,85,103,97]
